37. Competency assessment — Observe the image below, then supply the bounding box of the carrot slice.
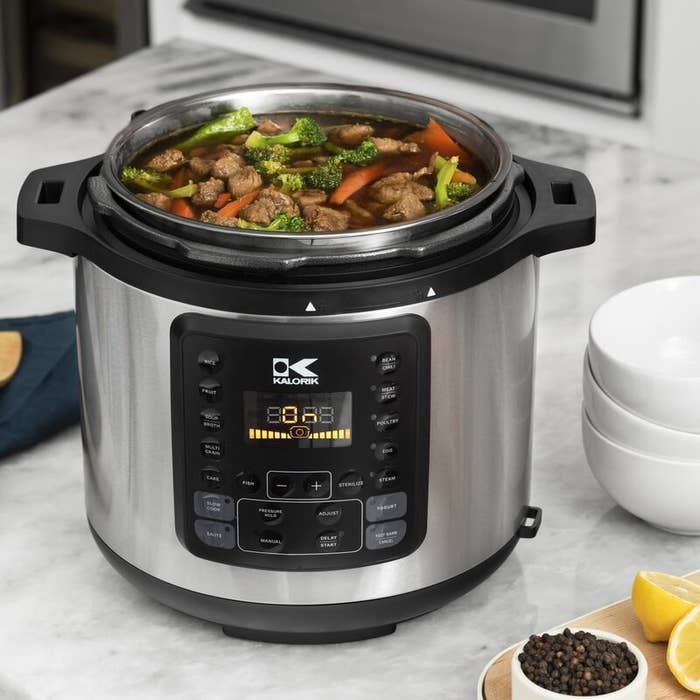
[452,169,477,185]
[217,189,259,218]
[329,162,386,205]
[413,118,471,162]
[171,198,195,219]
[170,168,187,189]
[214,192,232,209]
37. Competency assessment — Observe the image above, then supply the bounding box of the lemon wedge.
[632,571,700,643]
[668,605,700,693]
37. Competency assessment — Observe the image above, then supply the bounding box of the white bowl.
[582,407,700,535]
[583,351,700,461]
[588,277,700,433]
[511,628,647,700]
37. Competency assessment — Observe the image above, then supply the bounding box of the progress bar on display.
[247,427,352,440]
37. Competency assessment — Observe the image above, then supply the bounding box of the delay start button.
[316,530,341,552]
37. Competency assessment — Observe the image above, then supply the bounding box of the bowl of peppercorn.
[511,628,647,699]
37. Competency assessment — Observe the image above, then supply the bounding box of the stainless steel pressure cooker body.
[17,85,595,643]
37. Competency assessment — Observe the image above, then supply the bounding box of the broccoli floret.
[236,213,308,232]
[244,143,292,166]
[325,139,379,166]
[120,166,173,193]
[176,107,257,152]
[434,155,459,209]
[245,116,326,149]
[273,173,305,193]
[446,182,477,202]
[304,157,343,191]
[255,160,286,178]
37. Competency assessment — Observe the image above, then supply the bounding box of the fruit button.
[199,377,222,402]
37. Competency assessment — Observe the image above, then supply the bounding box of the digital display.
[243,391,352,448]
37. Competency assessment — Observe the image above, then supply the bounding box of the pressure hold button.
[199,378,221,402]
[374,412,399,432]
[198,349,221,373]
[376,351,400,375]
[257,504,284,526]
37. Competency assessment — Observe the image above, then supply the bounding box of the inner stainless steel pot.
[102,84,512,255]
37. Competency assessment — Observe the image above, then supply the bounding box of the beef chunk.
[240,187,299,225]
[258,118,282,135]
[200,210,238,227]
[191,177,225,207]
[344,198,376,226]
[382,193,426,222]
[136,192,172,211]
[189,156,213,179]
[303,204,351,232]
[211,152,245,178]
[369,172,434,204]
[227,166,263,199]
[291,189,328,208]
[329,124,374,147]
[369,137,420,155]
[145,147,185,172]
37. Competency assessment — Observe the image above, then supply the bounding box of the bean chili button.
[376,351,400,375]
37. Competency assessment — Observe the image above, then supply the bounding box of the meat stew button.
[194,491,235,521]
[366,492,407,522]
[194,519,235,549]
[366,520,407,550]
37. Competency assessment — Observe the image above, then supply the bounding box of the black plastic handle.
[514,155,596,257]
[518,505,543,539]
[17,154,103,257]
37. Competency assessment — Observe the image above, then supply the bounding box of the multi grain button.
[316,530,341,552]
[200,408,223,432]
[198,349,221,373]
[194,519,235,549]
[258,530,284,551]
[375,469,400,490]
[337,471,365,496]
[374,412,399,432]
[194,491,235,521]
[376,351,400,375]
[200,437,223,460]
[316,502,343,527]
[198,377,221,402]
[366,492,407,522]
[366,520,407,550]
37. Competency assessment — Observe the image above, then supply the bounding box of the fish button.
[316,503,343,527]
[200,437,223,460]
[258,530,284,552]
[194,519,235,549]
[194,491,235,521]
[366,520,407,550]
[375,469,400,491]
[316,530,341,552]
[198,349,221,373]
[366,492,407,522]
[303,473,331,499]
[199,377,222,402]
[236,472,260,494]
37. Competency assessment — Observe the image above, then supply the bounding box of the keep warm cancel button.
[365,520,407,550]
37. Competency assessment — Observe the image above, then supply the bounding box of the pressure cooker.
[17,85,595,643]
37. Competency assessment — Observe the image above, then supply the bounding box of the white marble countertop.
[2,39,700,700]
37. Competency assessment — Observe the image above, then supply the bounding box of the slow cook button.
[259,530,284,552]
[258,504,284,525]
[366,492,407,523]
[194,519,235,549]
[374,412,399,433]
[376,381,400,404]
[198,349,221,373]
[376,351,400,375]
[199,377,222,402]
[316,530,341,552]
[316,503,343,527]
[336,471,365,496]
[200,408,223,432]
[365,520,407,550]
[200,437,223,460]
[194,491,235,521]
[375,469,400,491]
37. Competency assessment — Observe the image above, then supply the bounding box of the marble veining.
[2,39,700,700]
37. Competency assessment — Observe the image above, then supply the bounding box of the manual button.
[366,520,407,550]
[366,492,407,523]
[194,491,235,521]
[194,519,235,549]
[259,530,284,551]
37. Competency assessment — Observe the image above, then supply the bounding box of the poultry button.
[374,412,399,432]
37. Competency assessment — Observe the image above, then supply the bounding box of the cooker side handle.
[515,156,596,256]
[17,155,103,256]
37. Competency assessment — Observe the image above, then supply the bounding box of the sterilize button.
[375,469,400,490]
[336,471,365,496]
[200,467,223,489]
[198,349,221,373]
[258,530,284,551]
[376,381,400,404]
[316,530,341,552]
[303,473,331,499]
[199,378,222,402]
[374,412,399,432]
[269,473,295,498]
[316,503,343,526]
[375,442,398,462]
[366,492,407,522]
[365,520,407,550]
[194,519,235,549]
[236,472,260,494]
[257,504,284,525]
[194,491,235,521]
[200,437,223,460]
[200,408,223,432]
[376,351,400,375]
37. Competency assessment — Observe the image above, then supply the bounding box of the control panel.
[170,314,430,571]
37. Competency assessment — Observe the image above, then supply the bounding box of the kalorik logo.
[272,357,319,385]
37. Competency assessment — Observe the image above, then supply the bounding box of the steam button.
[374,412,399,432]
[375,469,400,491]
[199,378,222,402]
[376,351,400,375]
[198,349,221,373]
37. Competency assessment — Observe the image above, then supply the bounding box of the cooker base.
[91,524,520,644]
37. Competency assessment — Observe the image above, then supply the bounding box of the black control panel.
[171,314,430,571]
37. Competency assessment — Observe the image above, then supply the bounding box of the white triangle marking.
[426,287,436,298]
[305,302,316,312]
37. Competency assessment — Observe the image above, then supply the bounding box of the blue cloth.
[0,311,80,460]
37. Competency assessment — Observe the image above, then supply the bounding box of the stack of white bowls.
[582,277,700,536]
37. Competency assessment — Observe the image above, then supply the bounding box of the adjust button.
[316,502,343,527]
[269,473,295,499]
[316,530,341,552]
[376,351,400,375]
[303,473,331,499]
[194,519,235,549]
[376,381,400,404]
[374,412,399,433]
[199,377,222,402]
[200,467,223,490]
[200,408,223,432]
[375,469,400,491]
[375,442,398,462]
[194,491,235,521]
[200,437,223,460]
[366,492,407,523]
[236,472,260,494]
[198,349,221,373]
[258,530,284,552]
[337,471,365,497]
[366,520,407,550]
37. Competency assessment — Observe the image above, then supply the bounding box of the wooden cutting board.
[0,331,22,388]
[481,570,700,699]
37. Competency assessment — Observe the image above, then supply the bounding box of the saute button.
[194,491,235,521]
[316,503,343,527]
[269,473,295,498]
[200,438,223,460]
[200,408,223,432]
[200,467,223,490]
[257,504,284,525]
[366,492,407,523]
[199,378,222,402]
[376,381,400,404]
[194,519,235,549]
[258,530,284,551]
[365,520,407,550]
[337,471,365,496]
[198,349,221,373]
[376,351,400,375]
[316,530,341,552]
[236,472,260,494]
[374,412,399,432]
[375,469,400,491]
[375,442,398,462]
[303,473,331,499]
